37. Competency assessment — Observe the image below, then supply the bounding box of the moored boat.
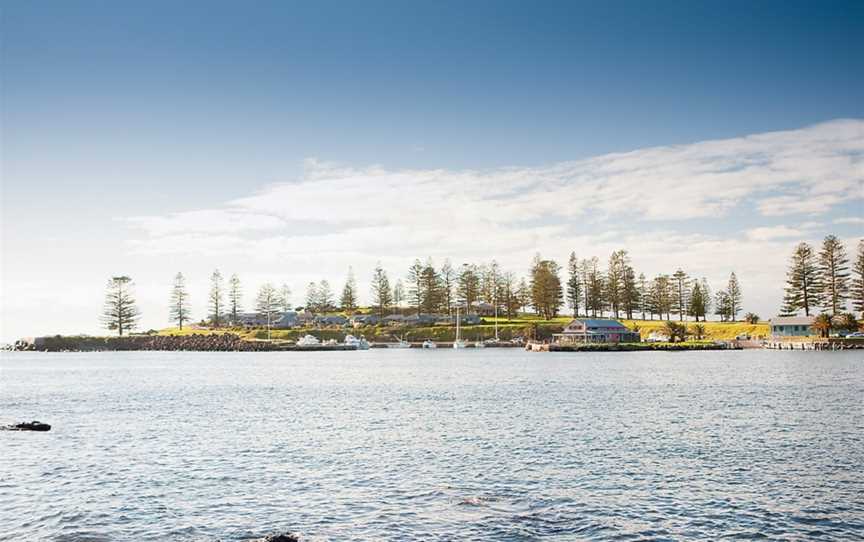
[388,335,411,348]
[297,334,320,347]
[453,306,467,349]
[344,334,370,350]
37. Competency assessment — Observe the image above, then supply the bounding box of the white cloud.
[129,120,864,251]
[834,216,864,225]
[126,209,287,236]
[6,120,863,340]
[745,226,804,241]
[118,119,864,317]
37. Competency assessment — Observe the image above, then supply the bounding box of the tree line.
[782,236,864,317]
[101,247,777,335]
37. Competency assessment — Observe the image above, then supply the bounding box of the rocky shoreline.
[5,334,524,352]
[7,334,286,352]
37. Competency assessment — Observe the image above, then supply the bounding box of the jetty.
[763,338,863,350]
[526,341,740,352]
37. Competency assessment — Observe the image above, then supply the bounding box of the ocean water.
[1,349,862,541]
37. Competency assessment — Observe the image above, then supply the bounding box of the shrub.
[663,321,687,343]
[744,312,760,324]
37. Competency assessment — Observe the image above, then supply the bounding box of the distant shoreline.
[6,332,743,353]
[3,317,776,353]
[10,318,862,353]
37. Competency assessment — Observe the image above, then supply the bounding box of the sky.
[1,0,863,341]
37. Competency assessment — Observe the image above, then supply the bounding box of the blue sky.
[1,1,863,340]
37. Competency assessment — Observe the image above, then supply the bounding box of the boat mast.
[494,291,498,341]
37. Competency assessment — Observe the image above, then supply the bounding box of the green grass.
[620,319,768,340]
[154,315,769,342]
[484,315,769,340]
[157,327,227,336]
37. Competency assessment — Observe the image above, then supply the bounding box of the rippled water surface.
[1,349,863,541]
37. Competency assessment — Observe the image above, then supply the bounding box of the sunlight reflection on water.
[1,349,862,541]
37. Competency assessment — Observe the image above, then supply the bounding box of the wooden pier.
[763,338,863,350]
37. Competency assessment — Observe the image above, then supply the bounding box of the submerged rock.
[256,534,301,542]
[1,421,51,431]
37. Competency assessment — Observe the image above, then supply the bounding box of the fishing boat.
[344,334,370,350]
[421,340,437,349]
[453,306,468,349]
[388,335,411,349]
[296,334,320,347]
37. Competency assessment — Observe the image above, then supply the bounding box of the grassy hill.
[158,315,768,342]
[620,319,768,340]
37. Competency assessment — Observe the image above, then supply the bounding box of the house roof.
[770,316,815,325]
[567,319,631,329]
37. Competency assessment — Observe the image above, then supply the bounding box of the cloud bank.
[124,119,863,317]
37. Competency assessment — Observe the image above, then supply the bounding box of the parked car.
[847,332,864,338]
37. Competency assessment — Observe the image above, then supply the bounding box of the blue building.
[770,316,815,337]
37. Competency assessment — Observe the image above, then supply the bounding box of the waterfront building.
[769,316,815,337]
[553,319,641,344]
[470,301,496,316]
[350,314,381,327]
[233,311,299,329]
[315,315,349,327]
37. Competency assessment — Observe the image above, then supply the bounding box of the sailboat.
[453,306,468,349]
[485,295,501,345]
[388,334,412,348]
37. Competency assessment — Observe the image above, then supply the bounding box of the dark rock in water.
[256,534,301,542]
[2,421,51,431]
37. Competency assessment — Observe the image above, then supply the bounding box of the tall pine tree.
[169,272,190,329]
[209,269,224,327]
[279,283,292,312]
[852,240,864,315]
[255,283,280,340]
[566,251,581,317]
[457,264,480,312]
[605,250,627,318]
[672,269,689,321]
[781,242,819,316]
[688,281,706,322]
[819,235,850,315]
[419,259,442,314]
[621,263,639,320]
[407,259,424,315]
[228,274,243,323]
[371,264,392,318]
[529,254,563,320]
[726,272,742,321]
[102,276,141,336]
[340,267,358,312]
